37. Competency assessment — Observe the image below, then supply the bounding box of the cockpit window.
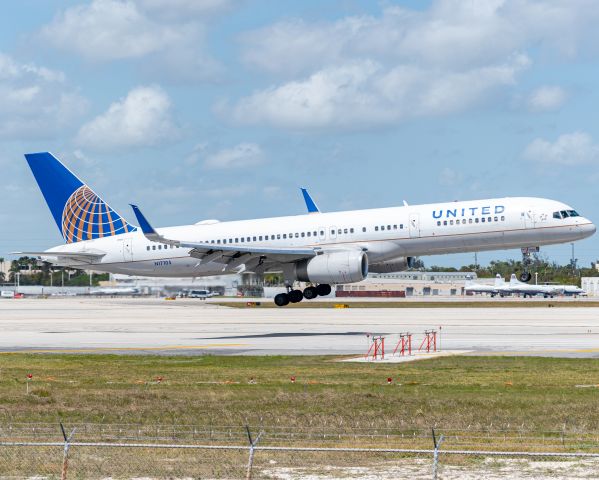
[553,210,580,219]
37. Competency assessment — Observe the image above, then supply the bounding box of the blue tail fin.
[25,152,136,244]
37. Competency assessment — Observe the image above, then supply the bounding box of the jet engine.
[294,251,368,284]
[368,256,415,273]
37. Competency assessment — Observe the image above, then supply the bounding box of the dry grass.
[0,354,599,440]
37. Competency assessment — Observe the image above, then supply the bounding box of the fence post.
[431,428,444,480]
[59,423,77,480]
[245,425,263,480]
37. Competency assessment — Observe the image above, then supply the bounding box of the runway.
[1,297,599,357]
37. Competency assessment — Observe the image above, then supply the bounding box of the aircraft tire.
[288,290,304,303]
[303,286,318,300]
[316,284,332,296]
[519,272,532,283]
[274,293,290,307]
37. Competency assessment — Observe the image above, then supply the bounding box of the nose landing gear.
[273,283,333,306]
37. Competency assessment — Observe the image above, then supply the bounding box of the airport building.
[581,277,599,296]
[336,271,478,297]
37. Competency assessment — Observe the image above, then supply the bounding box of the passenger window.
[271,235,275,240]
[343,229,348,234]
[469,218,473,224]
[362,227,366,232]
[501,216,505,221]
[146,246,150,251]
[475,218,479,223]
[152,245,156,250]
[235,238,239,242]
[338,229,342,234]
[437,221,441,226]
[375,226,379,231]
[307,232,311,237]
[494,216,498,222]
[301,232,305,237]
[313,231,317,236]
[246,237,250,242]
[481,218,485,223]
[283,234,287,239]
[158,245,162,249]
[350,228,354,234]
[387,225,391,230]
[217,240,221,244]
[443,220,447,226]
[296,233,299,238]
[277,234,281,239]
[450,220,454,225]
[400,224,403,229]
[241,238,244,242]
[320,230,324,236]
[253,236,256,241]
[488,217,492,222]
[393,225,397,229]
[331,229,335,235]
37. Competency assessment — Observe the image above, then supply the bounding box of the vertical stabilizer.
[24,152,136,243]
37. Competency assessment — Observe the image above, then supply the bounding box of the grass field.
[1,354,599,441]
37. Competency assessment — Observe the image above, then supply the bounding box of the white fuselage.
[44,197,595,278]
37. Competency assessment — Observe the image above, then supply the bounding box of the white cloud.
[40,0,223,82]
[76,85,179,149]
[527,86,567,112]
[439,167,463,187]
[138,0,235,20]
[228,56,529,130]
[0,52,87,138]
[204,143,264,169]
[231,0,599,130]
[523,132,599,165]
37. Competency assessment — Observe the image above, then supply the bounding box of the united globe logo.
[61,185,134,243]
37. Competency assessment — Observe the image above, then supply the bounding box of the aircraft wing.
[130,205,319,267]
[10,251,106,264]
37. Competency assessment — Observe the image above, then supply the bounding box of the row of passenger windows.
[553,210,579,219]
[436,216,505,227]
[144,224,407,250]
[146,244,181,251]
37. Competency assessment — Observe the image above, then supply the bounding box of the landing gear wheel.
[274,293,290,307]
[519,272,532,283]
[303,286,318,300]
[288,290,304,303]
[316,284,332,296]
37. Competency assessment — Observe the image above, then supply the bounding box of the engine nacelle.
[295,251,368,284]
[368,256,415,273]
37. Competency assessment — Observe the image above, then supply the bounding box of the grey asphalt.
[0,297,598,357]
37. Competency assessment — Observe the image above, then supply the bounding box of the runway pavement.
[0,297,598,357]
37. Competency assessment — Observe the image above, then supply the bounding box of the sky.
[1,0,599,268]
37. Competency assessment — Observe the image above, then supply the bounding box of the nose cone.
[579,219,596,238]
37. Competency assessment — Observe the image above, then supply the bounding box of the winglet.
[130,204,158,237]
[300,188,320,213]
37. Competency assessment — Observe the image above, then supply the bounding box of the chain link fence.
[1,423,599,479]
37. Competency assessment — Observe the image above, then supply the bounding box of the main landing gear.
[518,246,539,283]
[274,284,332,307]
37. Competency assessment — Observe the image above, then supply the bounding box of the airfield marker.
[26,373,32,394]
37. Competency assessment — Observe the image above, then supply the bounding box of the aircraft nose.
[580,219,596,237]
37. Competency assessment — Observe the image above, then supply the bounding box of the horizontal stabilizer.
[11,250,106,264]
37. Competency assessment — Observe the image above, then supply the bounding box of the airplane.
[507,273,562,298]
[14,152,596,306]
[464,273,508,297]
[89,286,140,296]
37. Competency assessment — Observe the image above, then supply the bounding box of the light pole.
[535,272,538,285]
